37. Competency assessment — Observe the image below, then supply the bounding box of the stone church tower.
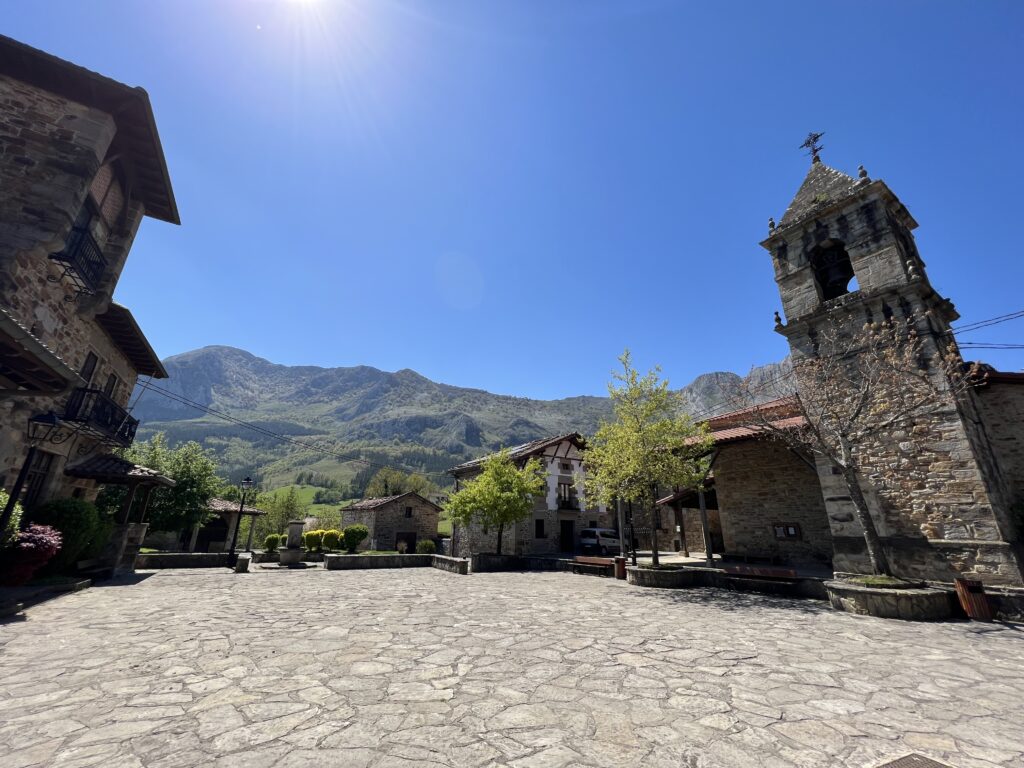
[761,150,1023,585]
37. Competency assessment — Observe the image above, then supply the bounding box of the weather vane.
[800,131,825,163]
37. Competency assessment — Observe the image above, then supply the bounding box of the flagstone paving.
[0,568,1022,768]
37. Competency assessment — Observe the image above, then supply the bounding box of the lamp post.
[227,476,253,566]
[0,412,61,536]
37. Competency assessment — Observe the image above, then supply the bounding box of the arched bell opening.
[810,239,856,301]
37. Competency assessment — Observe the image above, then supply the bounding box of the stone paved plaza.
[1,569,1022,768]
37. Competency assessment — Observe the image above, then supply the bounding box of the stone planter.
[278,548,304,566]
[825,580,953,621]
[626,566,698,589]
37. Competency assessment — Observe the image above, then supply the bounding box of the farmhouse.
[341,491,440,552]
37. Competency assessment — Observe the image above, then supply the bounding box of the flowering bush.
[0,524,62,586]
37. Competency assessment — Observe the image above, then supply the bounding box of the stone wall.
[0,74,147,506]
[976,382,1024,525]
[341,497,439,552]
[714,439,833,566]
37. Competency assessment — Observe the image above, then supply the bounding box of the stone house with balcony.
[341,492,441,552]
[0,34,177,524]
[448,433,614,557]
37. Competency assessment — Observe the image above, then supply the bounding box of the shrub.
[0,489,23,547]
[343,524,369,553]
[0,524,62,586]
[322,529,342,551]
[264,533,280,552]
[396,540,408,554]
[303,529,324,552]
[29,498,100,574]
[415,539,437,555]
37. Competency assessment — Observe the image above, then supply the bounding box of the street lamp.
[227,476,253,566]
[0,412,62,535]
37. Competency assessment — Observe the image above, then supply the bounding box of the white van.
[579,528,621,555]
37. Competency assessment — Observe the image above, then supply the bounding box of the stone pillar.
[187,524,200,553]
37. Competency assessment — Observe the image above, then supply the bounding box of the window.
[535,519,546,538]
[772,522,802,541]
[103,372,119,398]
[559,461,572,473]
[23,450,56,509]
[810,240,856,301]
[557,482,577,510]
[80,352,98,386]
[404,506,413,519]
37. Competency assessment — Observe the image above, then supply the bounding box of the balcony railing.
[62,387,138,448]
[49,225,107,297]
[557,497,580,511]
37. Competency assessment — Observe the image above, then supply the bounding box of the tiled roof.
[449,432,584,475]
[0,34,178,224]
[706,415,807,446]
[343,492,441,512]
[207,498,265,516]
[95,303,167,379]
[705,396,800,430]
[778,161,860,229]
[0,304,81,392]
[64,454,175,487]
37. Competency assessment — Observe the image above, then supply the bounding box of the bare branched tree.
[738,312,978,575]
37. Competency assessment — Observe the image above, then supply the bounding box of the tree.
[445,451,545,555]
[363,468,436,499]
[584,351,713,566]
[739,313,976,576]
[97,433,221,533]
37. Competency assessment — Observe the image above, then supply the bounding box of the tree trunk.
[495,521,504,555]
[649,504,660,567]
[838,461,891,576]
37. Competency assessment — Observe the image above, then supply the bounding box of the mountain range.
[132,346,793,490]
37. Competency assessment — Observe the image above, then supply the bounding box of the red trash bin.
[614,556,626,580]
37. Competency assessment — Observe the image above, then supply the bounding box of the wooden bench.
[572,556,615,577]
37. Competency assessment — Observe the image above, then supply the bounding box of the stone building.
[448,434,614,557]
[341,492,441,552]
[0,35,177,516]
[697,151,1024,584]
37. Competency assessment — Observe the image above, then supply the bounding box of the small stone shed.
[341,492,441,552]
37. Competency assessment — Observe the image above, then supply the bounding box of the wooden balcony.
[62,387,138,448]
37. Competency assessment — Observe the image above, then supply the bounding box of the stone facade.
[450,435,614,557]
[760,158,1023,584]
[0,42,175,511]
[341,492,440,552]
[714,439,833,566]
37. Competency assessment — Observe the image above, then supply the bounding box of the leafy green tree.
[584,351,713,565]
[445,450,545,555]
[253,486,306,543]
[363,467,436,499]
[97,433,221,533]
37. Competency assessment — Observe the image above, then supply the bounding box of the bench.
[572,556,615,577]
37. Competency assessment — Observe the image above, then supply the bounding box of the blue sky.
[7,1,1024,398]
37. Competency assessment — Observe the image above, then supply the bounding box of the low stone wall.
[431,555,469,575]
[324,554,433,570]
[470,554,572,573]
[825,580,953,621]
[984,586,1024,622]
[135,553,229,569]
[626,567,699,589]
[625,566,828,599]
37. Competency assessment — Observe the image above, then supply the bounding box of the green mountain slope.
[132,346,792,491]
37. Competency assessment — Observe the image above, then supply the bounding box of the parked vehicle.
[579,528,621,555]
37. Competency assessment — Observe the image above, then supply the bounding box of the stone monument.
[278,520,305,566]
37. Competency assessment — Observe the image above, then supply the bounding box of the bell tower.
[760,142,1023,584]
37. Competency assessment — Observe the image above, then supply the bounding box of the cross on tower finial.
[800,131,825,164]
